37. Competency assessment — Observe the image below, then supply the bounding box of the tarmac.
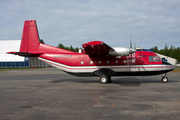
[0,68,180,120]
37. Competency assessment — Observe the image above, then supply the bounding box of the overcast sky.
[0,0,180,49]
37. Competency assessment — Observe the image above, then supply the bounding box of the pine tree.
[151,44,180,62]
[57,43,82,53]
[58,43,65,49]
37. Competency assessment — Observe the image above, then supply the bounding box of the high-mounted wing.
[82,41,137,57]
[82,41,114,56]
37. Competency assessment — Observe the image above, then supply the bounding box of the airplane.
[7,20,175,84]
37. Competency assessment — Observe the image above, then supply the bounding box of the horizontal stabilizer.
[7,51,43,57]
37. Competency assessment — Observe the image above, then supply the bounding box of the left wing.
[82,41,114,56]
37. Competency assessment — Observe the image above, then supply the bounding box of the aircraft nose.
[162,60,172,65]
[162,60,175,71]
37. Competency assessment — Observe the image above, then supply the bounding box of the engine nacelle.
[109,47,136,56]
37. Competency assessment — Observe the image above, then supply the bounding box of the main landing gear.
[99,75,112,84]
[161,73,168,83]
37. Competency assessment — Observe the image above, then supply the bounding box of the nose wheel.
[162,76,168,83]
[161,73,168,83]
[162,73,168,83]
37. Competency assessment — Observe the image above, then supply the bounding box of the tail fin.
[20,20,40,53]
[7,20,75,56]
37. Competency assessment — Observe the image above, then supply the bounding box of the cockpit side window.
[149,56,160,62]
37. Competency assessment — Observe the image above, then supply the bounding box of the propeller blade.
[129,35,136,54]
[129,35,136,61]
[134,42,136,49]
[130,35,132,49]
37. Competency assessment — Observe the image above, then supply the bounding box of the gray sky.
[0,0,180,49]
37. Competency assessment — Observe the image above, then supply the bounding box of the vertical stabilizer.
[7,20,75,56]
[20,20,40,53]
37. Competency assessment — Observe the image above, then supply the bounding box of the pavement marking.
[93,102,100,107]
[112,103,116,107]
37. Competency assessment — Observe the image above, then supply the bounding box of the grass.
[171,69,180,72]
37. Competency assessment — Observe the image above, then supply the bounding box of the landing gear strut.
[99,75,112,84]
[162,73,168,83]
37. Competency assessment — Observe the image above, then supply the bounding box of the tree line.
[57,43,81,53]
[151,44,180,62]
[57,43,180,62]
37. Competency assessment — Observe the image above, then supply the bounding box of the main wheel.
[99,75,108,84]
[162,76,168,83]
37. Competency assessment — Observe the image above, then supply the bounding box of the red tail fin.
[7,20,75,56]
[20,20,40,53]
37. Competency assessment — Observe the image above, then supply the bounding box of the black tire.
[99,75,108,84]
[162,76,168,83]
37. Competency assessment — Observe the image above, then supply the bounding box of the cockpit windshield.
[156,54,162,60]
[149,55,160,62]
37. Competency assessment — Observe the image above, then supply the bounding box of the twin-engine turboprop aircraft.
[8,20,175,83]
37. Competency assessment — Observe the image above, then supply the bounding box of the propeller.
[130,39,132,59]
[129,35,136,60]
[129,40,136,54]
[134,42,136,50]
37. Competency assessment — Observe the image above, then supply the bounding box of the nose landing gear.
[162,73,168,83]
[162,76,168,83]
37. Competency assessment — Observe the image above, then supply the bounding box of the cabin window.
[149,56,160,62]
[90,61,93,64]
[132,59,135,63]
[138,55,146,57]
[115,60,118,63]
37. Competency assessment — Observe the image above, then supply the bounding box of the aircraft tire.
[99,75,108,84]
[162,76,168,83]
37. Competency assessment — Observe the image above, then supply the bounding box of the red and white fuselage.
[38,51,174,77]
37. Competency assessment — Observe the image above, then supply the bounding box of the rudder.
[20,20,40,53]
